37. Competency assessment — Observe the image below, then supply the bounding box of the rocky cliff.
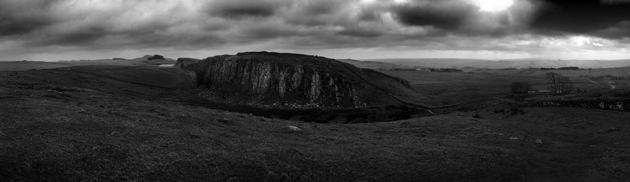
[175,58,201,68]
[181,52,423,109]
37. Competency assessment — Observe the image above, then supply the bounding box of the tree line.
[511,72,574,94]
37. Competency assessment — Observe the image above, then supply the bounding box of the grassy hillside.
[2,65,630,181]
[2,68,630,181]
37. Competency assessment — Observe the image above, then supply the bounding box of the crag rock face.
[175,58,201,68]
[181,52,420,109]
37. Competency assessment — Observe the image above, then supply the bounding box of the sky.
[0,0,629,61]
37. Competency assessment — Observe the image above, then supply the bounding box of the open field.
[0,58,175,72]
[379,71,544,106]
[1,64,630,181]
[367,58,630,69]
[379,68,630,107]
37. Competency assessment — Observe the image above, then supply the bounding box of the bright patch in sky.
[469,0,514,12]
[361,0,376,4]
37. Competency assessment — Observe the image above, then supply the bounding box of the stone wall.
[515,99,630,111]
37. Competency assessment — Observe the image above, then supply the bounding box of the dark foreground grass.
[1,70,629,181]
[0,94,525,181]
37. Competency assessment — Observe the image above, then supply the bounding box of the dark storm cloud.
[531,0,630,38]
[282,0,354,27]
[388,0,540,37]
[338,27,385,38]
[0,0,628,61]
[206,0,287,19]
[595,21,630,38]
[34,27,109,46]
[391,1,475,30]
[0,0,60,36]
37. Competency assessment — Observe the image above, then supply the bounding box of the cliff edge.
[180,52,424,109]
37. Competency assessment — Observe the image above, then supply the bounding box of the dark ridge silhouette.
[147,54,165,60]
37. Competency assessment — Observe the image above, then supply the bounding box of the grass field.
[1,65,630,181]
[378,71,544,106]
[379,68,630,107]
[0,58,175,72]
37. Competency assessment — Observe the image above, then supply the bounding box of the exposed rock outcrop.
[175,58,201,68]
[146,54,165,60]
[180,52,423,109]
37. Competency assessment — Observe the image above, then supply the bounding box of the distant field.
[367,58,630,69]
[379,71,544,106]
[0,59,175,72]
[0,62,77,71]
[337,59,415,70]
[378,68,630,107]
[480,67,630,77]
[479,68,630,90]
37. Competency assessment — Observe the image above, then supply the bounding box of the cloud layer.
[0,0,628,61]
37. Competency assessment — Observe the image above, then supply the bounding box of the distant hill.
[0,55,177,71]
[58,54,176,66]
[337,59,415,70]
[367,58,630,69]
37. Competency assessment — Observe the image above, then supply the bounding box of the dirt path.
[609,83,617,89]
[585,78,598,84]
[580,69,590,77]
[585,77,616,89]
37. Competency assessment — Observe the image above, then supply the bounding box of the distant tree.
[510,82,530,94]
[546,72,560,93]
[558,67,579,70]
[546,72,573,94]
[558,76,573,94]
